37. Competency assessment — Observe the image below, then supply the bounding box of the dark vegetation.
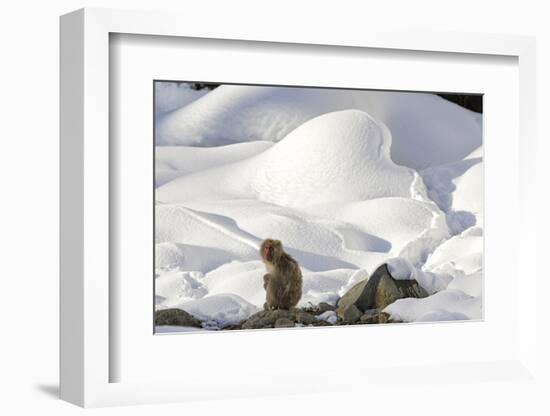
[184,83,482,113]
[437,93,482,113]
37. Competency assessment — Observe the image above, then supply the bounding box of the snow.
[317,311,338,324]
[385,257,453,295]
[156,85,482,170]
[157,110,419,207]
[155,326,209,334]
[154,82,209,118]
[156,141,273,187]
[173,294,260,329]
[447,271,483,298]
[154,83,484,331]
[155,268,207,307]
[420,151,483,230]
[383,289,482,322]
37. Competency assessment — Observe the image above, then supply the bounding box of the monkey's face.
[260,239,282,264]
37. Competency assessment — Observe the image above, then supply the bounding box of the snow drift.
[156,84,482,169]
[157,110,420,207]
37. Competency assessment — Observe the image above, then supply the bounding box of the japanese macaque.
[260,239,303,310]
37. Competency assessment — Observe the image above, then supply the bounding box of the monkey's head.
[260,238,283,264]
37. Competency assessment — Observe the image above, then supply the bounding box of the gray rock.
[336,279,369,319]
[360,310,392,324]
[274,318,294,328]
[337,263,428,317]
[241,309,319,329]
[340,304,362,323]
[318,302,336,313]
[373,266,428,309]
[300,302,337,316]
[154,308,202,328]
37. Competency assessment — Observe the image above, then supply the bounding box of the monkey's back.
[272,254,302,309]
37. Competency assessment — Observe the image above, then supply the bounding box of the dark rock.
[154,308,202,327]
[337,263,428,318]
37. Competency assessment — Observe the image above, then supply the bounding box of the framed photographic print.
[60,7,538,408]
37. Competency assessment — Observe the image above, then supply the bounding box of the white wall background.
[1,0,548,414]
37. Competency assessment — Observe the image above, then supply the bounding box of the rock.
[241,309,319,329]
[340,304,362,323]
[300,302,336,316]
[374,264,428,309]
[336,279,370,319]
[360,310,392,324]
[222,323,243,330]
[274,318,294,328]
[154,308,202,327]
[318,302,336,313]
[337,263,428,318]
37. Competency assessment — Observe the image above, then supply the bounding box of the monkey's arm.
[263,273,271,289]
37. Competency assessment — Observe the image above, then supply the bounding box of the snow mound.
[155,204,260,261]
[386,257,417,280]
[157,110,418,208]
[300,269,359,306]
[322,197,450,266]
[182,199,387,271]
[447,271,483,298]
[249,110,415,206]
[202,261,267,307]
[156,84,481,169]
[155,269,207,307]
[421,152,483,230]
[154,82,209,118]
[155,141,273,187]
[155,242,238,272]
[156,84,352,146]
[383,289,482,322]
[424,226,483,277]
[175,294,260,328]
[385,257,452,295]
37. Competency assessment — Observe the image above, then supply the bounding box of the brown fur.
[260,239,303,310]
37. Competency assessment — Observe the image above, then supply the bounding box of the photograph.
[153,82,483,333]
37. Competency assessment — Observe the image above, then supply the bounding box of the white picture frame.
[60,7,538,408]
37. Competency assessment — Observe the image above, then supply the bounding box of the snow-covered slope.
[156,84,482,169]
